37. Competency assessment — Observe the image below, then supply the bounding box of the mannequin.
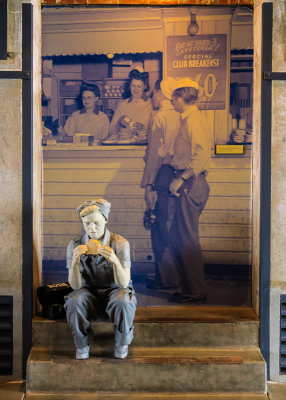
[64,199,136,359]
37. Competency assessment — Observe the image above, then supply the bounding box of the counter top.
[42,144,146,151]
[42,144,251,158]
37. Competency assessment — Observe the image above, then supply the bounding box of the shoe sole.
[76,355,89,360]
[114,350,128,359]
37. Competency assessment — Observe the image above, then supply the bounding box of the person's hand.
[98,245,119,265]
[144,186,157,209]
[169,178,184,197]
[132,122,144,132]
[118,115,131,128]
[72,245,88,264]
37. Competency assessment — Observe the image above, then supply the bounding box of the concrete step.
[268,382,286,399]
[33,307,259,348]
[25,392,268,399]
[0,381,25,400]
[26,346,266,394]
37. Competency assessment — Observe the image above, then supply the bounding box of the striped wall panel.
[42,147,252,266]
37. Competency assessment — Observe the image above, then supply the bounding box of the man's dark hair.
[81,84,101,99]
[123,68,150,98]
[172,87,198,105]
[154,79,162,92]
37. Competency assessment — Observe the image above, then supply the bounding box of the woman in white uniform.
[64,84,110,142]
[109,68,153,143]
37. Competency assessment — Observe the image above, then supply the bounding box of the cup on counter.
[232,118,237,130]
[239,119,246,130]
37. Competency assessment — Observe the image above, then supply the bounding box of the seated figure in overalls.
[64,199,137,360]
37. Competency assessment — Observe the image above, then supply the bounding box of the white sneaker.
[76,345,89,360]
[114,343,128,359]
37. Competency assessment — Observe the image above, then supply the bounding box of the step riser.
[33,321,259,348]
[27,363,266,393]
[135,322,259,347]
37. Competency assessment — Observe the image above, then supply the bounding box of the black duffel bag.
[37,282,73,320]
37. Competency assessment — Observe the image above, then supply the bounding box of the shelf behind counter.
[42,144,252,268]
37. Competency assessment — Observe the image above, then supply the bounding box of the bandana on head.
[76,199,111,221]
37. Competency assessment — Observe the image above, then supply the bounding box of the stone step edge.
[33,305,259,323]
[31,343,263,351]
[31,344,261,350]
[33,319,260,325]
[29,345,263,351]
[28,346,265,364]
[25,392,268,399]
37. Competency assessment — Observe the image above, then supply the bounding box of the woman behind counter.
[109,68,153,143]
[64,84,110,142]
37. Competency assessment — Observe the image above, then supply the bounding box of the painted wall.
[0,3,22,383]
[0,0,41,381]
[0,0,23,382]
[268,0,286,383]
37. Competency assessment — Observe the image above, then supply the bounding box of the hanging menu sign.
[166,34,227,110]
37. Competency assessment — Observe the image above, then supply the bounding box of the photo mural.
[41,5,253,307]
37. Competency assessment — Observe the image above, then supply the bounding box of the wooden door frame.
[22,0,274,378]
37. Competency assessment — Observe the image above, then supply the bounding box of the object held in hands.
[118,115,132,128]
[131,121,144,132]
[143,209,157,230]
[86,239,100,255]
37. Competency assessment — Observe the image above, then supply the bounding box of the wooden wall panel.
[44,221,251,238]
[43,169,251,184]
[42,148,252,267]
[43,208,252,225]
[43,194,251,211]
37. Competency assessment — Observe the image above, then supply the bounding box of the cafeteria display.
[102,114,148,145]
[228,118,252,144]
[42,123,148,146]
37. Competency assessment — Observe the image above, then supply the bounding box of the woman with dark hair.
[64,84,110,141]
[109,67,153,143]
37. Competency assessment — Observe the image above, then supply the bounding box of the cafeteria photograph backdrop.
[41,5,253,306]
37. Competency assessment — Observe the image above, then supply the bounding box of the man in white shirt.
[162,78,212,302]
[141,78,181,289]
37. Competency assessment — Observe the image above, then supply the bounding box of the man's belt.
[172,168,207,179]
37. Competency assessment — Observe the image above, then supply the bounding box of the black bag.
[37,282,73,320]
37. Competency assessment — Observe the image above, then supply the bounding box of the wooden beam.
[41,0,253,6]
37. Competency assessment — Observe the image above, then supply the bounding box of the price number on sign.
[195,73,218,101]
